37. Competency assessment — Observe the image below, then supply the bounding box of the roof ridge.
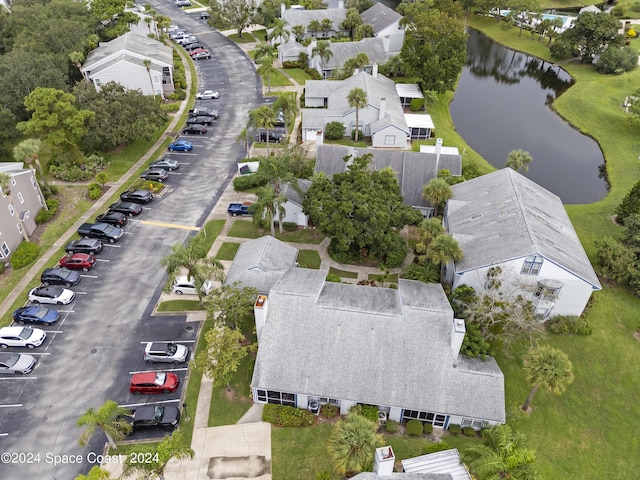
[507,168,538,253]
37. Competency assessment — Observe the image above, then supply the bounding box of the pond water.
[450,29,607,204]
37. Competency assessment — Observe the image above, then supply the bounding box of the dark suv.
[125,405,180,430]
[41,267,81,287]
[140,168,169,182]
[120,190,153,204]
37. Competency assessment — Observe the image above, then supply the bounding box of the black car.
[65,238,103,255]
[108,201,143,217]
[188,107,218,119]
[96,211,127,227]
[184,42,203,51]
[41,267,81,287]
[186,115,213,126]
[120,190,153,204]
[255,129,286,143]
[13,306,61,326]
[125,405,180,430]
[199,11,210,19]
[182,124,207,135]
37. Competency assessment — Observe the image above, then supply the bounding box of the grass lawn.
[208,351,255,426]
[271,424,335,479]
[368,273,399,284]
[329,266,359,279]
[228,220,261,238]
[228,32,256,43]
[262,70,293,88]
[253,29,268,42]
[215,242,241,260]
[200,219,226,252]
[325,138,369,148]
[156,300,204,312]
[284,67,312,84]
[275,228,325,244]
[296,250,321,269]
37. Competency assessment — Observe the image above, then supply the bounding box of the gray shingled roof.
[315,144,462,209]
[323,37,390,70]
[353,474,453,480]
[360,2,403,34]
[402,449,471,480]
[283,8,347,30]
[83,32,172,74]
[447,168,601,288]
[277,37,306,57]
[282,179,311,206]
[223,236,299,294]
[252,270,505,423]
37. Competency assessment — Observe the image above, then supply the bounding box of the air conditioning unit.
[378,411,387,425]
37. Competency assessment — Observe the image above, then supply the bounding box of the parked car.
[0,352,37,375]
[140,168,169,182]
[184,42,203,51]
[78,222,125,243]
[28,286,75,305]
[96,211,127,227]
[199,11,210,19]
[191,51,211,61]
[143,342,189,364]
[186,115,213,126]
[108,201,143,217]
[41,267,81,287]
[196,90,219,100]
[175,0,191,7]
[182,124,207,135]
[172,276,214,295]
[65,238,103,255]
[130,371,180,394]
[176,35,196,45]
[188,107,218,119]
[0,327,46,349]
[124,405,180,430]
[149,158,179,171]
[13,306,60,326]
[255,129,286,143]
[168,140,193,152]
[189,48,208,56]
[120,190,154,204]
[59,253,96,272]
[227,203,252,217]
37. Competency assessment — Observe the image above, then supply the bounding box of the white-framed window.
[1,242,9,257]
[535,307,549,319]
[521,255,543,275]
[384,135,395,145]
[38,195,44,207]
[255,389,296,407]
[153,75,160,84]
[8,204,14,216]
[17,223,22,234]
[10,177,16,187]
[17,192,24,204]
[461,418,485,429]
[95,78,101,87]
[31,177,37,189]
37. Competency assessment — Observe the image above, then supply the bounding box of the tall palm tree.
[321,18,333,37]
[77,400,132,449]
[74,466,113,480]
[274,92,299,134]
[143,59,155,100]
[122,431,194,480]
[422,177,452,217]
[254,42,275,63]
[506,149,533,172]
[426,233,463,281]
[236,127,253,159]
[251,105,277,155]
[257,155,298,195]
[257,54,278,94]
[464,424,541,480]
[312,40,333,77]
[291,24,305,40]
[522,345,574,412]
[415,217,445,262]
[13,138,51,196]
[253,185,286,235]
[308,19,322,37]
[347,87,367,141]
[160,235,224,305]
[268,17,290,43]
[69,51,85,77]
[328,412,384,476]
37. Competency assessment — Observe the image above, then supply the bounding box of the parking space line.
[168,172,182,175]
[167,152,197,155]
[142,207,152,210]
[103,244,122,248]
[178,162,190,166]
[95,259,109,263]
[74,291,88,295]
[0,404,23,407]
[124,232,133,235]
[27,352,50,356]
[129,367,188,374]
[0,433,8,436]
[119,399,181,408]
[139,340,195,344]
[81,274,99,278]
[139,221,200,232]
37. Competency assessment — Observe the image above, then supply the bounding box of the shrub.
[95,172,109,187]
[385,420,399,434]
[168,89,187,101]
[423,423,433,434]
[628,28,637,38]
[461,321,491,359]
[409,98,424,111]
[326,273,341,283]
[424,441,451,454]
[35,198,59,224]
[546,315,593,335]
[448,424,461,435]
[325,121,345,140]
[262,404,315,427]
[282,61,298,68]
[320,404,339,419]
[406,419,423,436]
[10,241,39,269]
[462,426,476,436]
[282,222,298,231]
[350,129,363,140]
[349,404,380,423]
[631,2,640,13]
[161,102,181,113]
[0,262,4,273]
[595,45,638,74]
[316,471,334,480]
[87,183,102,200]
[233,173,267,191]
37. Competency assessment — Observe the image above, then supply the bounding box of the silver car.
[144,342,189,365]
[196,90,219,100]
[150,158,180,171]
[0,352,37,374]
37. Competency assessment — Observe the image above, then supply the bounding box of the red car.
[189,48,208,56]
[130,371,180,394]
[59,253,96,272]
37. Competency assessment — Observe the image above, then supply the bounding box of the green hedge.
[385,420,399,434]
[406,419,423,436]
[423,423,433,434]
[10,241,39,269]
[448,424,461,435]
[262,404,315,427]
[35,198,59,224]
[320,404,339,419]
[233,174,267,191]
[462,426,476,436]
[350,404,379,423]
[424,441,451,454]
[546,315,593,335]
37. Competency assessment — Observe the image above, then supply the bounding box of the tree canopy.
[303,154,423,267]
[550,12,622,63]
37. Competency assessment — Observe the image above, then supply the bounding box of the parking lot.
[0,7,262,478]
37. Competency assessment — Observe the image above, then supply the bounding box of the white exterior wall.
[377,24,404,53]
[90,62,162,97]
[371,124,409,149]
[388,407,402,422]
[340,399,357,415]
[281,201,308,226]
[452,256,597,318]
[305,97,326,108]
[297,394,309,409]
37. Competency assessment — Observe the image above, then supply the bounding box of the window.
[461,418,485,429]
[31,177,37,189]
[17,223,22,234]
[402,409,439,425]
[521,255,543,275]
[17,192,24,204]
[10,177,16,187]
[384,135,395,145]
[534,280,562,299]
[38,195,44,207]
[534,307,549,319]
[1,242,9,257]
[95,79,101,87]
[8,205,14,216]
[318,397,339,405]
[258,389,296,407]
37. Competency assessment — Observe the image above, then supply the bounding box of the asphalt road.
[0,8,262,478]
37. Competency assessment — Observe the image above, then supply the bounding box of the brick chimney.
[451,318,466,360]
[254,295,269,341]
[379,98,386,120]
[373,446,395,476]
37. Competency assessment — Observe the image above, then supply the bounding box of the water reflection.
[451,29,607,204]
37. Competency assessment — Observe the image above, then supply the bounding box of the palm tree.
[144,16,153,34]
[274,92,299,134]
[268,17,290,43]
[347,87,367,141]
[427,234,463,281]
[522,345,574,412]
[546,17,564,47]
[257,154,298,195]
[251,105,277,155]
[236,127,253,159]
[308,19,322,37]
[143,59,155,100]
[257,54,278,94]
[254,42,275,63]
[77,400,132,449]
[69,51,85,77]
[74,466,112,480]
[328,412,384,476]
[253,185,286,235]
[13,138,51,196]
[311,40,333,77]
[464,424,541,480]
[382,54,404,77]
[506,149,533,172]
[122,431,194,480]
[291,24,305,41]
[321,18,333,37]
[422,177,452,217]
[415,217,445,262]
[160,235,224,305]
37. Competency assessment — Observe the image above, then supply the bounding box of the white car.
[28,286,75,305]
[0,327,46,349]
[172,276,214,295]
[0,352,37,374]
[196,90,219,100]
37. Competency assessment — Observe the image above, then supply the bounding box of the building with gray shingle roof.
[315,144,461,217]
[360,2,405,52]
[251,268,506,429]
[280,180,311,226]
[224,236,299,294]
[282,8,348,40]
[81,32,174,98]
[310,37,390,78]
[402,449,471,480]
[445,168,601,319]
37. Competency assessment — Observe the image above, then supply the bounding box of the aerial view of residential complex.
[0,0,638,478]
